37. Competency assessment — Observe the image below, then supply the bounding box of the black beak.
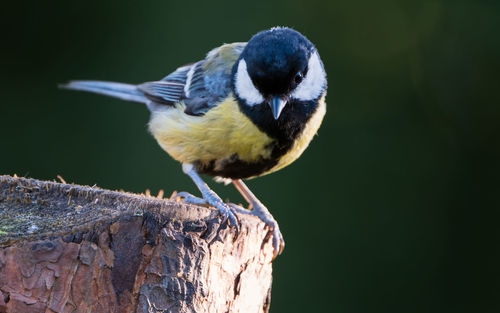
[270,96,287,120]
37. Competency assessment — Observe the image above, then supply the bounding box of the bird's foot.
[228,203,284,259]
[175,192,207,205]
[175,191,239,232]
[266,217,285,259]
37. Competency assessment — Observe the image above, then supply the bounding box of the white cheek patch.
[291,52,326,101]
[235,59,264,106]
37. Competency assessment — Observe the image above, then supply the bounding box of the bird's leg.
[176,163,239,230]
[232,179,284,258]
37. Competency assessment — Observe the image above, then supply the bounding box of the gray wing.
[138,42,246,116]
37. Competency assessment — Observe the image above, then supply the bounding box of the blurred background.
[1,0,499,312]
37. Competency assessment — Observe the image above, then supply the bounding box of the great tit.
[62,27,327,258]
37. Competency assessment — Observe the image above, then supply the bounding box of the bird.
[61,27,327,258]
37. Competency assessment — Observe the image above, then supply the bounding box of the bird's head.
[233,27,327,120]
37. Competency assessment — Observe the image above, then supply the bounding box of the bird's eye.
[294,72,304,84]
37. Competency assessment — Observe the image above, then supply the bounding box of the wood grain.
[0,175,274,313]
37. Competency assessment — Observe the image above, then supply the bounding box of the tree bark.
[0,175,274,313]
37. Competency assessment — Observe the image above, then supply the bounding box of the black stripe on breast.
[194,154,278,179]
[238,97,319,159]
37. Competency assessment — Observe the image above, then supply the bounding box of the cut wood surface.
[0,175,274,313]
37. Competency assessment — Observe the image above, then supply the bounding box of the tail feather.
[60,80,147,103]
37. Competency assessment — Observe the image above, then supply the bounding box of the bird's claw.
[175,190,282,258]
[228,203,284,259]
[175,191,240,232]
[174,192,207,205]
[264,217,285,259]
[227,203,251,214]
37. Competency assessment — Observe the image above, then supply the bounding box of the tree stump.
[0,175,274,313]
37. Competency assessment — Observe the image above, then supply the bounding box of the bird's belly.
[148,97,274,177]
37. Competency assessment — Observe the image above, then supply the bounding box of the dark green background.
[1,0,499,312]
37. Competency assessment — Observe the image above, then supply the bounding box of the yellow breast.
[148,95,274,165]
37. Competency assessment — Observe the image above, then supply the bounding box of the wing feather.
[140,42,246,115]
